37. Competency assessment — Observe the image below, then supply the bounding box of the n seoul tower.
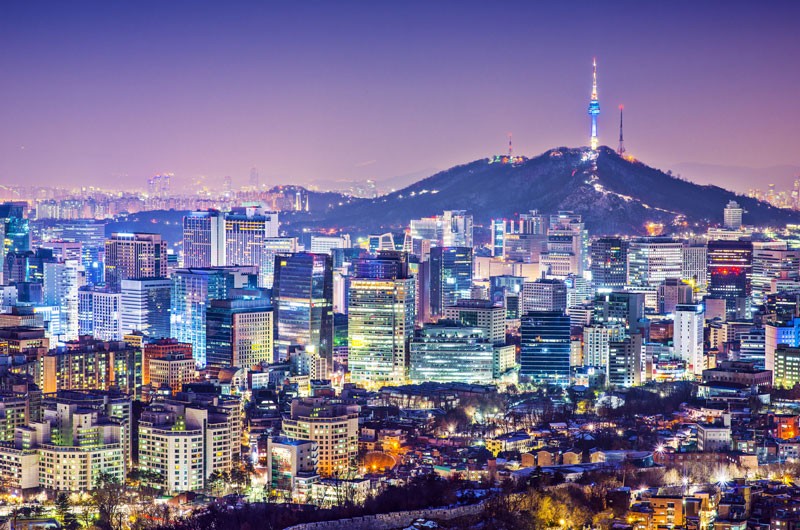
[588,58,600,150]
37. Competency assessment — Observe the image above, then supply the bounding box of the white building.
[673,304,705,376]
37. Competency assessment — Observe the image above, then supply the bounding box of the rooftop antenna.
[617,105,626,156]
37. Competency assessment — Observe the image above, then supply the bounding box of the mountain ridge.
[287,146,800,236]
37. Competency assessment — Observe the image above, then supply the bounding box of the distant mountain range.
[287,146,800,236]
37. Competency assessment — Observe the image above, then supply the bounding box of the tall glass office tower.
[272,253,333,363]
[348,252,415,387]
[520,310,571,386]
[429,246,472,317]
[170,267,257,368]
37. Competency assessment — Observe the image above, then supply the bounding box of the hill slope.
[289,146,799,235]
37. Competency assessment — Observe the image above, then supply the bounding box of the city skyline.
[2,1,800,192]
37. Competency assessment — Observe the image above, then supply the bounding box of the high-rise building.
[409,323,498,385]
[429,247,472,317]
[42,260,80,342]
[206,298,273,369]
[43,220,106,285]
[522,278,568,313]
[347,252,415,387]
[120,278,171,339]
[682,242,708,292]
[520,311,571,385]
[409,210,473,249]
[170,267,258,368]
[626,238,683,289]
[149,352,196,394]
[723,200,744,230]
[182,210,226,268]
[707,239,753,319]
[442,299,506,345]
[0,202,30,254]
[225,208,280,287]
[540,212,588,278]
[590,237,628,290]
[281,398,359,478]
[138,393,242,493]
[583,323,625,367]
[78,287,123,341]
[142,339,193,387]
[104,233,167,292]
[39,337,139,395]
[607,334,643,387]
[273,253,334,363]
[592,291,647,337]
[261,237,298,289]
[658,279,693,314]
[265,436,318,502]
[752,245,800,305]
[674,304,705,376]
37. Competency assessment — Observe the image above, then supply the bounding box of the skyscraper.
[707,239,753,318]
[273,253,333,364]
[78,287,123,341]
[42,259,80,342]
[429,247,472,317]
[170,267,258,368]
[540,212,588,278]
[626,238,683,288]
[225,208,280,287]
[520,311,571,385]
[183,210,226,268]
[673,304,705,376]
[522,278,568,313]
[120,278,172,340]
[206,298,273,369]
[347,252,415,387]
[0,202,30,254]
[104,233,167,292]
[590,237,627,289]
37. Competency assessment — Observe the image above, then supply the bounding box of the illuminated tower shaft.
[588,58,600,150]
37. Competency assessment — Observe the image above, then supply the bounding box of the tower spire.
[508,132,513,158]
[588,58,600,150]
[617,104,626,156]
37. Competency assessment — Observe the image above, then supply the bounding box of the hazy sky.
[1,1,798,191]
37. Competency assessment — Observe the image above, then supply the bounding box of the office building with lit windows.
[347,252,415,388]
[281,398,359,478]
[520,311,571,385]
[707,239,753,318]
[120,277,171,339]
[104,232,167,292]
[429,247,472,317]
[273,253,333,364]
[170,267,258,368]
[590,237,627,289]
[182,210,226,268]
[206,298,273,369]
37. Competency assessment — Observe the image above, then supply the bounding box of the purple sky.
[2,1,799,192]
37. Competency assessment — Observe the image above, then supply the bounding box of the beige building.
[282,398,359,477]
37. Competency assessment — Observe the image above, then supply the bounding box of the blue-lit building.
[170,267,258,368]
[272,253,333,364]
[206,296,273,370]
[0,202,30,254]
[520,311,571,386]
[429,246,473,317]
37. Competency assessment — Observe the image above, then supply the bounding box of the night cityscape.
[2,2,800,530]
